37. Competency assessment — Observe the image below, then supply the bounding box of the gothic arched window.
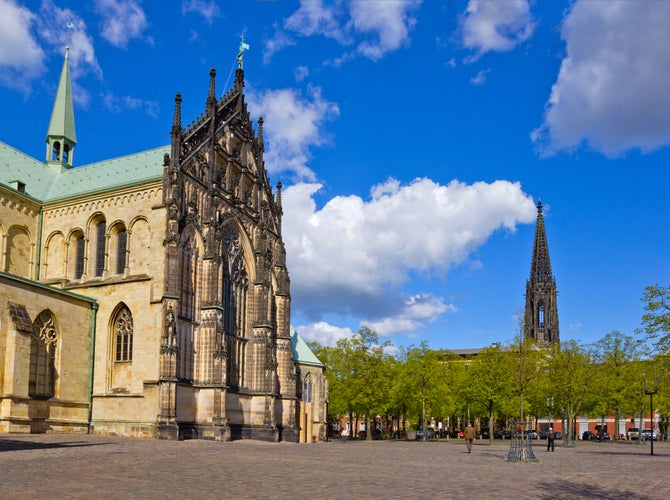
[30,311,58,399]
[74,234,85,279]
[303,375,313,403]
[116,229,127,274]
[221,229,248,388]
[538,305,545,327]
[114,306,133,362]
[180,238,198,320]
[95,220,106,277]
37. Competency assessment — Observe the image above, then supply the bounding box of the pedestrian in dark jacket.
[547,427,555,451]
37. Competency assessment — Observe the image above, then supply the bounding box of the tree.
[466,344,515,445]
[394,342,452,440]
[545,341,595,447]
[589,331,644,440]
[343,326,391,440]
[640,285,670,353]
[650,353,670,440]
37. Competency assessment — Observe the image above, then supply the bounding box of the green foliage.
[394,342,453,422]
[640,285,670,353]
[541,341,594,445]
[315,323,667,438]
[589,331,644,418]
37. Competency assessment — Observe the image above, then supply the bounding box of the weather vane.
[237,35,250,69]
[66,22,74,49]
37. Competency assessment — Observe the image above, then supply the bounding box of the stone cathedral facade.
[524,200,560,346]
[0,48,327,443]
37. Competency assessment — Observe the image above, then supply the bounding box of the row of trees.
[309,285,670,445]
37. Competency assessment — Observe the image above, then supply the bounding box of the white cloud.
[263,24,296,64]
[34,1,102,107]
[470,68,489,86]
[94,0,150,49]
[101,90,159,117]
[182,0,220,24]
[348,0,421,61]
[247,85,339,181]
[38,2,102,78]
[461,0,534,60]
[284,0,348,43]
[532,0,670,157]
[364,294,456,337]
[0,0,44,91]
[294,65,309,82]
[265,0,421,63]
[282,177,536,340]
[296,322,353,346]
[0,1,101,99]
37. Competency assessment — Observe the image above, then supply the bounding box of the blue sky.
[1,0,669,350]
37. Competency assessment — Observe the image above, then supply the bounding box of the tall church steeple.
[524,200,559,346]
[46,46,76,168]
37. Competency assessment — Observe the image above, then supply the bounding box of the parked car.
[554,431,563,440]
[538,430,547,440]
[582,431,596,441]
[494,430,512,439]
[597,432,611,441]
[627,428,640,441]
[641,429,657,441]
[480,428,490,439]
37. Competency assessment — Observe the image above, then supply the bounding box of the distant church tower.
[524,201,559,346]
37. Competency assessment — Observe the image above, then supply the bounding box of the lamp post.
[644,376,658,456]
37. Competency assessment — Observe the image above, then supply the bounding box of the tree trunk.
[488,400,494,446]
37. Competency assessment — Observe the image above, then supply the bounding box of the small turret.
[257,116,265,151]
[276,181,283,235]
[46,47,77,169]
[207,68,217,111]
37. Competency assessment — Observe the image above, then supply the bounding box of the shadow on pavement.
[536,481,655,500]
[0,438,111,452]
[578,447,665,457]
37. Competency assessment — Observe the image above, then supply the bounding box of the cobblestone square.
[1,435,668,499]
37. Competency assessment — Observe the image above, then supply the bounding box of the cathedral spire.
[529,200,552,283]
[46,46,77,168]
[524,200,559,346]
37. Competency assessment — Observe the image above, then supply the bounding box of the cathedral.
[0,47,327,443]
[524,200,560,346]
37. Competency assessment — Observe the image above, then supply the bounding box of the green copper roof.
[0,141,167,202]
[45,146,167,202]
[0,141,57,199]
[290,327,324,367]
[46,48,76,146]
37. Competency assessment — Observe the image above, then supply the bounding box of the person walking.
[464,422,476,453]
[547,426,555,452]
[341,427,349,443]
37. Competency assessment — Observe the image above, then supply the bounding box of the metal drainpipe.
[87,301,99,434]
[35,206,44,280]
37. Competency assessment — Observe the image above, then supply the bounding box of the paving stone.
[1,435,668,499]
